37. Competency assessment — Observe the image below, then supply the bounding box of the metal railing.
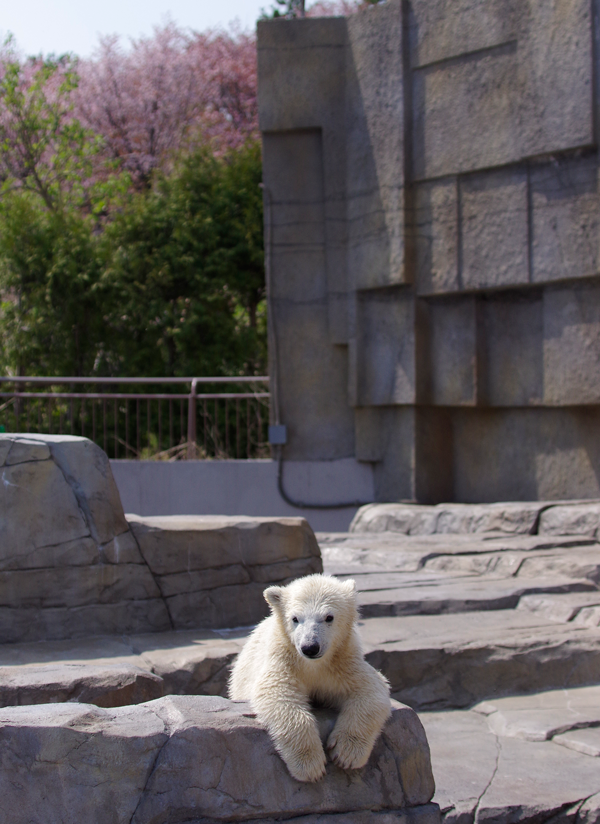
[0,377,270,460]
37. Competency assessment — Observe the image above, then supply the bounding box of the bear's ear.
[264,586,284,611]
[341,579,356,595]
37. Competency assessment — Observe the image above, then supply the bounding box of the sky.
[0,0,270,58]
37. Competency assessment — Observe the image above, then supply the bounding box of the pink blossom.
[73,23,258,187]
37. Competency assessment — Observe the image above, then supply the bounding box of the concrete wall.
[110,458,375,532]
[258,0,600,503]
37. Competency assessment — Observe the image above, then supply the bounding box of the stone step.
[361,610,600,710]
[0,526,598,715]
[350,501,600,539]
[517,591,600,623]
[320,531,600,564]
[472,685,600,742]
[0,629,246,708]
[321,532,600,620]
[354,574,597,617]
[1,606,599,712]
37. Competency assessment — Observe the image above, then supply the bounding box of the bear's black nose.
[301,643,321,658]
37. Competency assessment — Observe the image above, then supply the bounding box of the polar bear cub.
[228,573,391,782]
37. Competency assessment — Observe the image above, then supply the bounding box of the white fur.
[228,573,391,783]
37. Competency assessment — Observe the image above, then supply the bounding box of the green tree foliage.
[0,52,265,380]
[265,0,306,19]
[260,0,380,21]
[101,143,265,378]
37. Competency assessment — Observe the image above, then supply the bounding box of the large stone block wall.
[258,0,600,502]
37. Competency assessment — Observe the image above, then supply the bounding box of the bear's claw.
[287,749,327,782]
[326,731,370,771]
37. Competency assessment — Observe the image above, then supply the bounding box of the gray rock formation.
[423,687,600,824]
[349,502,545,535]
[349,501,600,538]
[1,519,599,712]
[0,433,169,643]
[0,503,599,823]
[0,696,438,824]
[0,434,322,643]
[128,513,322,630]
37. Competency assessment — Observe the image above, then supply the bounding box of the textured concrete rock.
[2,603,599,715]
[346,0,407,290]
[410,0,593,178]
[0,696,438,824]
[128,514,322,630]
[0,521,598,824]
[553,726,600,758]
[474,735,600,824]
[133,630,246,697]
[407,0,517,69]
[0,599,172,645]
[451,407,600,503]
[543,286,600,405]
[4,437,51,464]
[355,291,416,406]
[575,606,600,627]
[40,434,130,544]
[0,454,91,569]
[165,582,271,631]
[514,546,600,584]
[1,524,599,716]
[473,685,600,741]
[578,793,600,824]
[414,179,459,295]
[363,611,600,710]
[531,154,600,285]
[0,564,160,609]
[128,514,321,574]
[517,591,600,623]
[0,701,168,824]
[0,433,150,643]
[355,574,597,618]
[461,167,529,290]
[0,435,323,641]
[0,629,246,709]
[317,530,600,707]
[419,709,499,824]
[99,529,144,564]
[350,502,544,535]
[539,503,600,537]
[481,292,544,407]
[422,705,600,824]
[0,663,164,708]
[425,297,477,406]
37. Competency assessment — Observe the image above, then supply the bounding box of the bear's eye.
[292,616,299,623]
[325,615,334,623]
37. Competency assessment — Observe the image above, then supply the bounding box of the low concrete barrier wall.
[110,458,376,532]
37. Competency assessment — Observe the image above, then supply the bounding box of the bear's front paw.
[286,746,327,783]
[326,730,371,771]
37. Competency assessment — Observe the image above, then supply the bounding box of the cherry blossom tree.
[73,24,258,189]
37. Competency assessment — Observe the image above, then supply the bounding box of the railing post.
[187,378,198,459]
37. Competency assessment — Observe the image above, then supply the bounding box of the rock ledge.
[0,696,438,824]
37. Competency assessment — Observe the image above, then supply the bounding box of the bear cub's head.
[264,574,357,661]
